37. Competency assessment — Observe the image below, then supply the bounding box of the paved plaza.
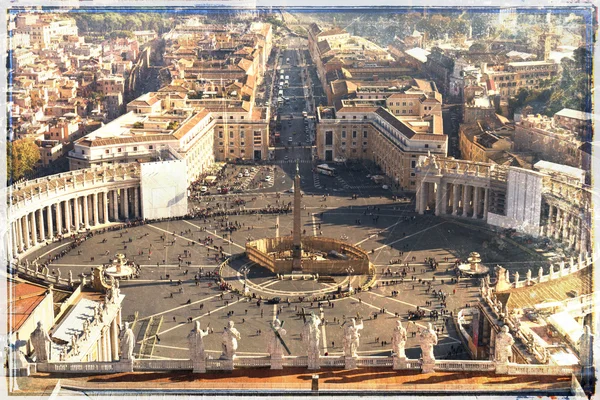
[23,190,547,363]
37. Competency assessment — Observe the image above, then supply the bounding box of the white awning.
[547,311,583,345]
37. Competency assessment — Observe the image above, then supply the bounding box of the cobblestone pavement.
[22,193,544,362]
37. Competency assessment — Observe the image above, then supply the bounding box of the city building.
[514,109,592,180]
[316,97,447,191]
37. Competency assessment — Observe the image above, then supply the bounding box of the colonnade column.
[562,212,569,242]
[103,191,109,224]
[547,205,555,237]
[452,184,460,215]
[30,212,37,245]
[418,181,426,215]
[83,195,90,229]
[435,182,443,216]
[38,208,45,242]
[113,190,119,221]
[111,319,119,360]
[23,215,30,249]
[93,193,99,226]
[65,200,71,234]
[74,196,81,232]
[56,202,63,235]
[13,222,20,254]
[133,187,140,218]
[123,188,129,220]
[472,186,480,219]
[47,205,54,240]
[554,208,562,240]
[483,188,489,219]
[462,185,469,217]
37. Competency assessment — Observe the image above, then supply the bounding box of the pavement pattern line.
[137,292,228,322]
[183,220,246,251]
[373,222,447,251]
[147,224,232,256]
[276,215,280,238]
[354,218,403,246]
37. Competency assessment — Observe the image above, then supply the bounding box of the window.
[230,149,235,153]
[410,172,416,177]
[105,149,109,154]
[325,131,333,146]
[363,141,367,146]
[363,115,367,119]
[240,116,244,120]
[241,142,245,146]
[352,149,357,153]
[229,132,234,139]
[341,141,346,146]
[363,131,367,138]
[118,148,122,153]
[229,142,234,146]
[402,110,406,114]
[342,116,346,119]
[352,131,357,138]
[411,160,416,168]
[352,141,356,146]
[402,102,406,106]
[230,116,234,119]
[437,145,442,149]
[341,131,346,138]
[219,142,224,146]
[353,116,356,119]
[133,147,137,151]
[424,144,429,148]
[410,181,416,186]
[218,132,223,138]
[149,145,153,150]
[240,132,245,139]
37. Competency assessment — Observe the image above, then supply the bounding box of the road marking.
[183,220,245,250]
[373,222,447,251]
[137,292,227,322]
[147,224,232,256]
[354,218,403,246]
[153,298,244,338]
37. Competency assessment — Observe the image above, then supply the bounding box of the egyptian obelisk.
[292,161,303,271]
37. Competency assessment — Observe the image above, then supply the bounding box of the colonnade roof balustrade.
[415,156,503,180]
[8,163,141,209]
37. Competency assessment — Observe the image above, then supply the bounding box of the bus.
[278,89,284,97]
[280,74,284,81]
[279,69,284,75]
[284,75,289,81]
[316,164,336,176]
[284,80,289,88]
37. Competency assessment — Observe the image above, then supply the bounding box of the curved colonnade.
[6,163,142,261]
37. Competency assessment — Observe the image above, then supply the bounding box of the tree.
[7,139,40,182]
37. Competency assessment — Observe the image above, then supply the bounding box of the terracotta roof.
[320,27,347,37]
[337,106,378,113]
[81,135,169,147]
[173,109,211,140]
[502,265,593,310]
[237,58,253,72]
[375,108,416,139]
[317,41,332,56]
[8,281,48,333]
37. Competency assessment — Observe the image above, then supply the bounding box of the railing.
[133,359,192,371]
[356,356,393,367]
[205,358,230,370]
[506,363,579,376]
[320,356,345,367]
[233,356,271,368]
[33,357,581,376]
[282,356,308,367]
[435,360,496,372]
[38,361,121,373]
